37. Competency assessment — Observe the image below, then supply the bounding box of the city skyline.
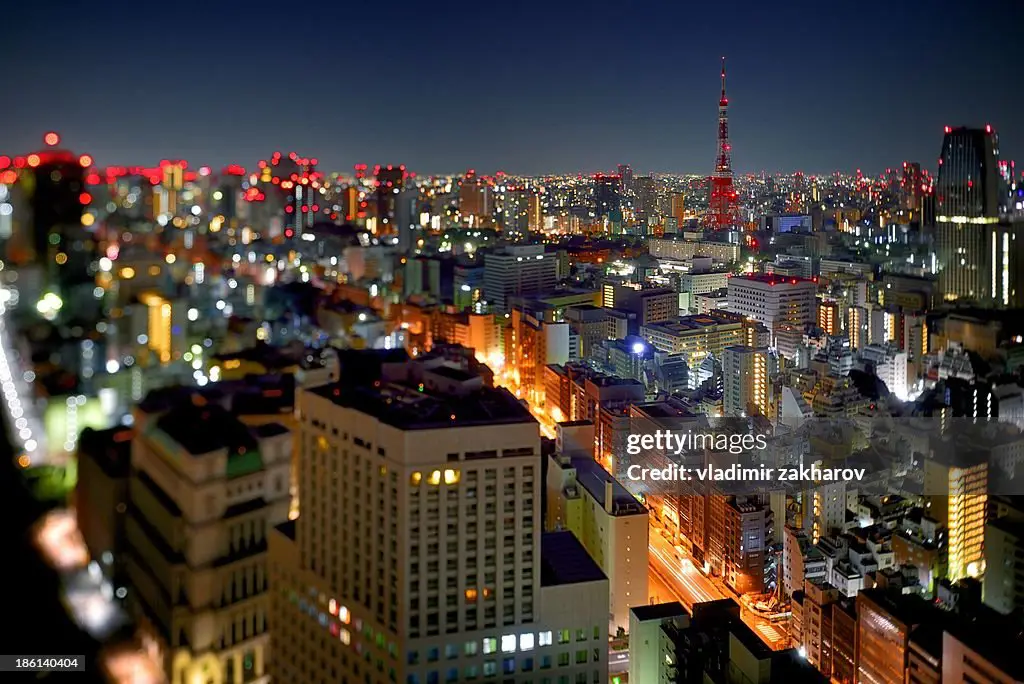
[6,0,1023,175]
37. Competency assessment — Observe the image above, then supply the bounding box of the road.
[0,283,164,682]
[648,524,789,650]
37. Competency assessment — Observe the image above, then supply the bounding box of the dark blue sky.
[6,0,1022,177]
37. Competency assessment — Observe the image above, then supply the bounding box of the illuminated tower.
[935,126,1001,303]
[706,57,739,230]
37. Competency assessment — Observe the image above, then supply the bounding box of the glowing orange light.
[79,155,93,168]
[43,132,60,146]
[0,171,16,184]
[16,454,30,468]
[26,154,40,168]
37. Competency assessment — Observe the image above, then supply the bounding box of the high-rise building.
[482,245,557,312]
[722,346,768,418]
[616,164,633,194]
[982,514,1024,615]
[268,350,609,683]
[593,174,621,219]
[459,169,490,226]
[670,192,687,227]
[924,440,988,582]
[545,442,649,634]
[935,127,1002,303]
[633,176,657,224]
[376,164,407,233]
[856,590,916,684]
[17,135,92,293]
[723,497,772,594]
[727,275,817,345]
[127,396,292,683]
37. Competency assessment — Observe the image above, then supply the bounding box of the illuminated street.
[649,523,789,650]
[11,304,160,680]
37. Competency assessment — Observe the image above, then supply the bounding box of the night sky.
[6,0,1022,177]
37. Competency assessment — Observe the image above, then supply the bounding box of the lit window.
[329,599,337,615]
[483,638,497,655]
[340,628,350,645]
[520,633,534,651]
[444,469,460,485]
[465,589,478,602]
[317,436,329,450]
[501,635,516,653]
[411,472,422,485]
[338,606,350,624]
[538,631,552,647]
[428,470,442,486]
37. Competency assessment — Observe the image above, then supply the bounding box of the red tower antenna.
[706,56,739,230]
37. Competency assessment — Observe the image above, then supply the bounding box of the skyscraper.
[935,126,1001,303]
[459,169,490,227]
[722,346,769,418]
[376,164,407,234]
[616,164,633,194]
[19,134,92,294]
[593,174,621,219]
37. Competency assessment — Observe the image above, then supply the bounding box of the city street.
[648,523,789,650]
[0,284,162,682]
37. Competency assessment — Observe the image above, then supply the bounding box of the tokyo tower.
[706,57,739,230]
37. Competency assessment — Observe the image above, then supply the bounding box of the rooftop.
[310,352,534,430]
[540,531,607,587]
[631,601,687,623]
[642,312,740,334]
[571,457,646,516]
[729,274,815,287]
[152,403,265,479]
[77,427,133,478]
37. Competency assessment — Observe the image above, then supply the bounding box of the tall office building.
[18,136,92,293]
[593,174,621,219]
[722,346,769,418]
[459,170,491,226]
[935,127,1002,303]
[616,164,633,194]
[727,275,817,343]
[127,395,292,684]
[670,192,686,226]
[268,351,609,683]
[376,164,407,233]
[633,176,657,224]
[482,245,558,312]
